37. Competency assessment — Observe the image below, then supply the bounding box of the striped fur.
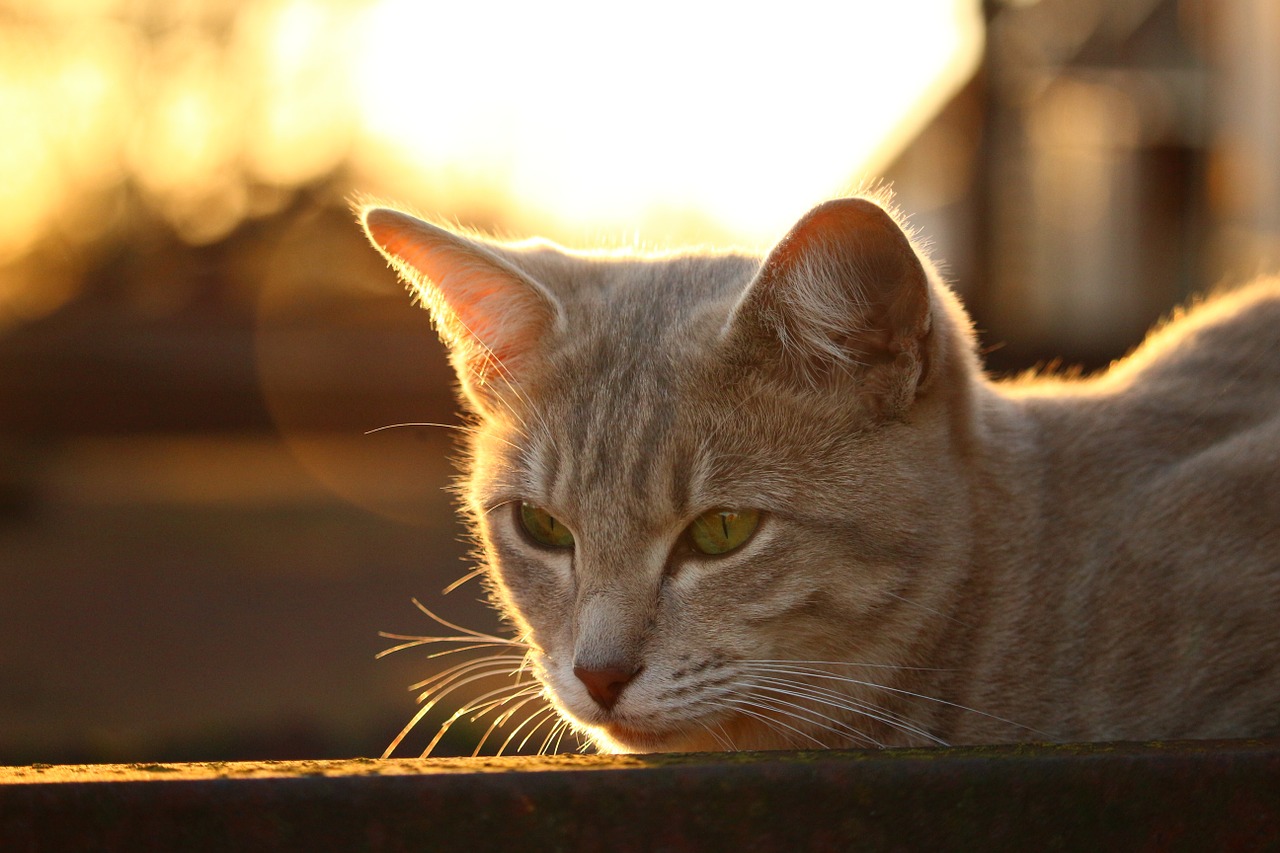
[363,198,1280,754]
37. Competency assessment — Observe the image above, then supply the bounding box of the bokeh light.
[0,0,980,272]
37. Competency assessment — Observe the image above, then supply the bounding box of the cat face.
[363,199,975,751]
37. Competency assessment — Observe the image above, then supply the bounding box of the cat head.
[361,198,978,752]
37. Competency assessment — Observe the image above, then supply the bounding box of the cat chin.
[593,722,706,754]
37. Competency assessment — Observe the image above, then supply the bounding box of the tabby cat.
[361,196,1280,754]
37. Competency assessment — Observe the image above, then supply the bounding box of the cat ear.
[361,206,560,412]
[724,198,933,414]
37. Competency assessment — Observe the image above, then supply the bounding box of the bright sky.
[352,0,983,247]
[0,0,982,270]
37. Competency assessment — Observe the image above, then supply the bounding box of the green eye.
[687,508,759,555]
[518,502,575,549]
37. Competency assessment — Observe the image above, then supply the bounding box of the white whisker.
[880,591,974,629]
[713,695,832,750]
[746,658,951,673]
[742,689,883,748]
[753,678,943,746]
[708,722,737,752]
[749,675,947,746]
[747,684,885,747]
[741,661,1049,738]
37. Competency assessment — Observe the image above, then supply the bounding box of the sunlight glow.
[0,0,981,276]
[239,0,357,187]
[352,0,982,246]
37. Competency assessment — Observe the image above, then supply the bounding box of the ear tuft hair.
[723,197,934,413]
[361,206,560,412]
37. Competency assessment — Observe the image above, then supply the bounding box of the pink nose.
[573,664,640,710]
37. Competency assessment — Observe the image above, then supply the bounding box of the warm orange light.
[0,0,981,273]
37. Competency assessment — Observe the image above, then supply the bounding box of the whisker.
[739,689,882,748]
[758,690,885,748]
[469,688,546,757]
[539,717,573,756]
[880,590,974,629]
[462,683,543,724]
[364,422,471,436]
[422,679,542,757]
[749,675,946,746]
[456,666,540,718]
[705,721,736,752]
[364,419,525,460]
[742,662,1051,738]
[442,565,489,595]
[495,703,559,757]
[714,695,832,750]
[377,634,526,660]
[411,666,528,726]
[378,602,552,758]
[382,697,436,758]
[408,598,531,648]
[745,658,951,673]
[408,653,525,693]
[514,705,564,754]
[750,678,932,747]
[420,642,525,661]
[384,651,528,757]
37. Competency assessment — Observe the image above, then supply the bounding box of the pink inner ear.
[364,208,551,380]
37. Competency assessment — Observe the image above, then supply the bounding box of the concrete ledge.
[3,740,1279,851]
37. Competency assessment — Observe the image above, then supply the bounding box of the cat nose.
[573,663,641,710]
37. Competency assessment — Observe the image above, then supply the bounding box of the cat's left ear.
[361,206,561,414]
[723,198,933,416]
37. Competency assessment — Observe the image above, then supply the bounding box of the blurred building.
[888,0,1280,370]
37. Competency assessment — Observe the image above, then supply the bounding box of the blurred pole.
[1207,0,1280,280]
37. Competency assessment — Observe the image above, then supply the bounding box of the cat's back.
[1003,278,1280,587]
[972,281,1280,742]
[1102,276,1280,408]
[1006,278,1280,452]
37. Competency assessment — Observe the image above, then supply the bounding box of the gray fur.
[363,198,1280,753]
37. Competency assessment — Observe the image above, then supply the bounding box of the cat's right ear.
[722,198,933,417]
[361,206,560,414]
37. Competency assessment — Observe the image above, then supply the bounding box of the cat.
[360,195,1280,755]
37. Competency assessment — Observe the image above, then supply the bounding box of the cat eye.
[687,508,759,555]
[518,502,575,549]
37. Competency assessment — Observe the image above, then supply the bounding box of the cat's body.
[362,197,1280,753]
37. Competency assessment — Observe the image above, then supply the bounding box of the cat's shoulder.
[1106,276,1280,389]
[1001,277,1280,397]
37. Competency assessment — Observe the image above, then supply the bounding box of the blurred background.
[1,0,1277,764]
